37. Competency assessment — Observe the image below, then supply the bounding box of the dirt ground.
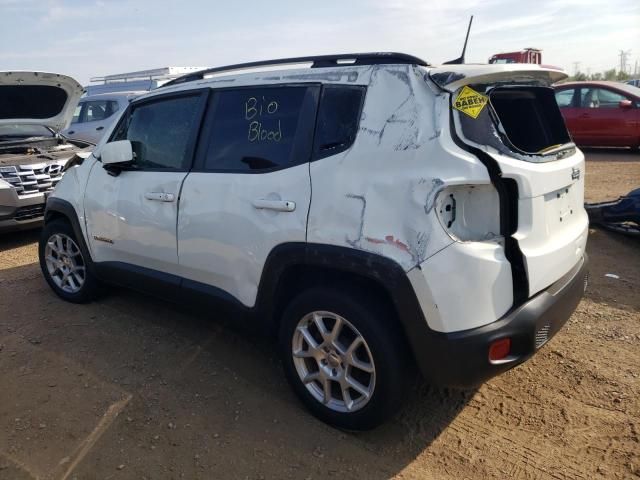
[0,149,639,480]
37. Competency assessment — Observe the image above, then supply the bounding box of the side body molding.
[38,207,435,381]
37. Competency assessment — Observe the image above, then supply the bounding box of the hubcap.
[292,311,376,413]
[44,233,86,294]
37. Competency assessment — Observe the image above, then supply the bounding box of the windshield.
[0,124,54,140]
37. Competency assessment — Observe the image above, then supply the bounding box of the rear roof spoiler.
[429,64,568,92]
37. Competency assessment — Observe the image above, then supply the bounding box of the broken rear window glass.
[456,85,573,160]
[488,87,571,154]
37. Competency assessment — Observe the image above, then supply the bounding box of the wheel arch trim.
[44,197,93,262]
[255,243,430,370]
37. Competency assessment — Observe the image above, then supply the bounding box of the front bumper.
[415,254,588,388]
[0,188,47,232]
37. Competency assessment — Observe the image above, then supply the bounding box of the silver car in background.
[61,91,142,143]
[0,71,92,232]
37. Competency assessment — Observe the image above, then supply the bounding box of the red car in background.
[553,81,640,149]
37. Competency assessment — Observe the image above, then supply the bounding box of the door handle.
[579,113,590,119]
[145,192,175,202]
[252,199,296,212]
[68,130,75,135]
[96,126,104,131]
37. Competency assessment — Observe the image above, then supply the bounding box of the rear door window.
[85,101,108,122]
[75,100,121,123]
[314,86,365,159]
[200,85,319,172]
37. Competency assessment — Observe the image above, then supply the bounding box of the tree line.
[568,69,633,82]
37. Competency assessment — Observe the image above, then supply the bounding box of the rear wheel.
[39,219,99,303]
[280,287,411,430]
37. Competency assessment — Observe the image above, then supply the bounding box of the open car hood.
[428,64,568,92]
[0,71,84,132]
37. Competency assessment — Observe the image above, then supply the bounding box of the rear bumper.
[414,254,588,388]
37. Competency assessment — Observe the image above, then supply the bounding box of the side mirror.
[619,99,633,109]
[101,140,133,165]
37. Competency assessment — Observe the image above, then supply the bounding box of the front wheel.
[39,219,100,303]
[280,287,411,430]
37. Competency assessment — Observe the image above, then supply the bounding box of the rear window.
[456,86,573,159]
[201,86,318,172]
[0,85,68,119]
[489,87,571,154]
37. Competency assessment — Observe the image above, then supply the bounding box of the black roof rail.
[161,52,429,88]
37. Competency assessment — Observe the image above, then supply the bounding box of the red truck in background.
[489,48,542,64]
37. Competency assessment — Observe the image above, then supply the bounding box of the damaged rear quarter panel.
[307,65,493,271]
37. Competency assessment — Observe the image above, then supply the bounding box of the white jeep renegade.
[39,53,589,430]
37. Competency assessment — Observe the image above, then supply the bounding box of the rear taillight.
[489,338,511,362]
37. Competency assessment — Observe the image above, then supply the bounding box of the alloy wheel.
[292,311,376,413]
[44,233,86,294]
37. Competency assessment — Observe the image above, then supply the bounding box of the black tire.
[279,286,411,430]
[39,218,100,303]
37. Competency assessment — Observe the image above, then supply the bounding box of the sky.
[1,0,638,85]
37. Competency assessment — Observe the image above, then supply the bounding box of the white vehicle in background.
[0,71,91,232]
[84,67,207,96]
[61,92,142,144]
[39,53,589,429]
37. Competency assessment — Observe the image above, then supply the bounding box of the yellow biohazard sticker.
[453,86,488,119]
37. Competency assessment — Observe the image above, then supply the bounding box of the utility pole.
[572,61,581,75]
[618,50,631,74]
